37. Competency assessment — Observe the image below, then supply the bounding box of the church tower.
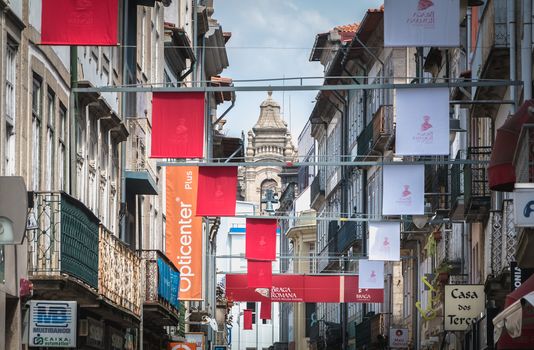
[240,92,297,210]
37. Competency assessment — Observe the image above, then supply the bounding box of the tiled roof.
[334,23,359,33]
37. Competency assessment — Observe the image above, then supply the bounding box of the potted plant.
[435,263,452,284]
[432,229,442,242]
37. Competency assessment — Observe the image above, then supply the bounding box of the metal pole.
[256,302,259,350]
[509,0,518,109]
[522,0,533,100]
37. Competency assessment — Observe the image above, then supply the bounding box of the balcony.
[28,192,142,320]
[471,0,510,118]
[310,170,325,210]
[99,225,142,317]
[336,221,364,254]
[435,226,462,272]
[29,192,100,289]
[141,250,181,327]
[126,119,158,195]
[464,147,492,221]
[449,152,465,221]
[357,105,394,160]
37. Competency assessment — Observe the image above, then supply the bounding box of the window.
[31,77,42,190]
[46,90,55,191]
[58,105,67,190]
[246,302,257,325]
[4,41,16,176]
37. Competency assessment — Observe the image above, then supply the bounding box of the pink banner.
[226,274,384,303]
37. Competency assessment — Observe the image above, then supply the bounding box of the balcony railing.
[142,250,180,312]
[436,226,463,270]
[336,221,364,254]
[357,105,393,158]
[464,147,492,219]
[28,192,100,289]
[328,221,339,256]
[99,225,142,316]
[490,201,517,277]
[514,124,534,183]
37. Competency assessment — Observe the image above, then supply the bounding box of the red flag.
[196,167,237,216]
[151,92,205,159]
[41,0,119,46]
[247,260,272,288]
[260,301,272,320]
[246,219,277,261]
[243,309,253,330]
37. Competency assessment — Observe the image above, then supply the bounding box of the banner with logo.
[260,301,272,320]
[29,301,77,348]
[395,88,450,156]
[41,0,119,45]
[444,285,485,331]
[245,218,277,261]
[382,165,425,215]
[225,274,384,303]
[166,167,203,300]
[513,189,534,226]
[384,0,460,47]
[368,222,401,261]
[196,166,238,216]
[359,260,385,289]
[247,260,272,288]
[244,309,253,330]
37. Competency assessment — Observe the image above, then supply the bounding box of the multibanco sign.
[444,285,485,331]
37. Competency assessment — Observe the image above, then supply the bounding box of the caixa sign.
[444,285,485,331]
[29,301,77,348]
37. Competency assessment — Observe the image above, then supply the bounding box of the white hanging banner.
[384,0,460,47]
[382,165,425,215]
[395,88,450,156]
[359,260,385,289]
[368,222,401,261]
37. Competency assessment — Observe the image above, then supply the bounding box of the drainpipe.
[522,0,532,101]
[509,0,518,110]
[69,46,78,195]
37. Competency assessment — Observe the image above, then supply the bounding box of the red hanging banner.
[247,260,272,288]
[196,166,237,216]
[41,0,119,46]
[246,219,277,261]
[243,309,253,330]
[226,274,384,303]
[151,92,205,159]
[260,301,272,320]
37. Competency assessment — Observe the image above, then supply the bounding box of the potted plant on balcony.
[432,229,442,242]
[435,263,452,285]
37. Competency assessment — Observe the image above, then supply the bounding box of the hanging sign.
[513,188,534,227]
[166,167,203,300]
[389,328,410,348]
[151,92,205,159]
[225,274,384,303]
[196,166,238,216]
[382,165,425,215]
[247,260,273,288]
[41,0,119,46]
[395,88,450,156]
[444,285,485,331]
[246,219,277,261]
[167,343,197,350]
[384,0,460,47]
[358,260,385,289]
[368,222,401,261]
[29,301,77,348]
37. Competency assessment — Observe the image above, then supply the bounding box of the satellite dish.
[0,177,28,244]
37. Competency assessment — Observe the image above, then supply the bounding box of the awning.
[125,170,158,195]
[493,273,534,348]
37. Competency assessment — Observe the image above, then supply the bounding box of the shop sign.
[514,188,534,226]
[185,332,205,350]
[167,342,197,350]
[29,300,77,348]
[389,328,409,348]
[85,317,104,349]
[511,261,534,291]
[444,285,485,331]
[107,326,124,350]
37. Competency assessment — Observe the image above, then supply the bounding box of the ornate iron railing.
[141,250,180,312]
[336,221,364,254]
[99,225,142,316]
[490,201,517,276]
[464,146,492,204]
[28,192,99,289]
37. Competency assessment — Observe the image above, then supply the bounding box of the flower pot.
[438,272,449,283]
[433,230,442,241]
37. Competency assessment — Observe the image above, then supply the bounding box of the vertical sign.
[166,167,203,300]
[510,261,534,292]
[444,285,485,331]
[389,328,409,348]
[29,301,77,348]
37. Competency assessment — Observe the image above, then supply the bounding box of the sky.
[214,0,383,143]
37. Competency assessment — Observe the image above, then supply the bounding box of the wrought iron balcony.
[513,124,534,183]
[141,250,181,326]
[99,225,142,316]
[436,226,463,271]
[464,147,492,221]
[357,105,394,159]
[449,151,465,220]
[336,221,364,254]
[28,192,100,289]
[310,170,325,209]
[328,221,339,256]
